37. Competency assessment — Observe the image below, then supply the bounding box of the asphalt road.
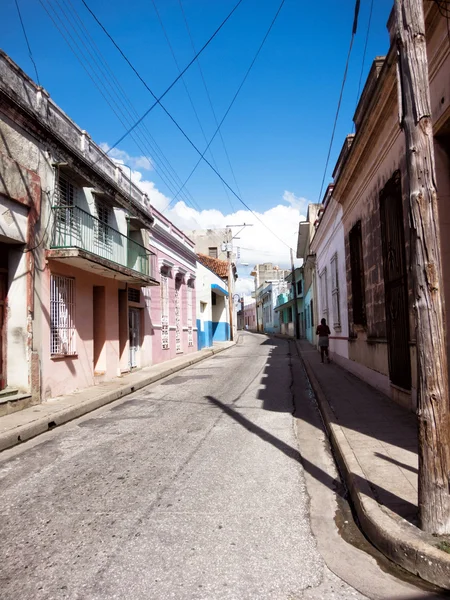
[0,333,401,599]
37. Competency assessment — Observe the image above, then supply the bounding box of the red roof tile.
[197,253,229,279]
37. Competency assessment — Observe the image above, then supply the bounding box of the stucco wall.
[150,235,197,364]
[0,110,48,398]
[196,262,229,348]
[42,261,123,399]
[331,8,450,409]
[311,199,349,360]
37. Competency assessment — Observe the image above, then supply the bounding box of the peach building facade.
[0,49,199,411]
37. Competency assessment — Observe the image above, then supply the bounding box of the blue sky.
[3,0,394,291]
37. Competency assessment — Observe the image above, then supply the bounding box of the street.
[0,333,440,599]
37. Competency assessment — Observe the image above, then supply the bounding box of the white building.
[251,263,290,333]
[195,255,231,349]
[310,185,349,363]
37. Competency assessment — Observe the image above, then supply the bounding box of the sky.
[3,0,394,295]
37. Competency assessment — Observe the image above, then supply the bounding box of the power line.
[83,0,290,248]
[80,0,245,156]
[150,0,235,213]
[355,0,374,110]
[60,0,201,210]
[40,0,202,212]
[14,0,41,85]
[178,0,242,206]
[317,0,361,203]
[166,0,287,211]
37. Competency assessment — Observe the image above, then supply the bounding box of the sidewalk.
[296,339,450,589]
[0,341,234,454]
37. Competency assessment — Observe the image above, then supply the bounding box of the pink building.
[149,209,198,364]
[0,50,198,413]
[243,300,257,331]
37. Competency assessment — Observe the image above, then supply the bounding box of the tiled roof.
[197,253,229,279]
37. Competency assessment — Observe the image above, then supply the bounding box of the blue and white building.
[195,255,231,349]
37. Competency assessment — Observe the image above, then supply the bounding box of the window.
[296,280,302,295]
[56,174,76,229]
[95,200,111,247]
[310,299,314,327]
[331,253,341,329]
[319,268,328,319]
[57,174,75,208]
[349,221,366,325]
[212,292,217,305]
[128,287,140,303]
[208,247,218,258]
[50,275,76,355]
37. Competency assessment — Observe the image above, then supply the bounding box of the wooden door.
[379,171,412,390]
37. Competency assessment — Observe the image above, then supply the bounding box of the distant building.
[237,298,257,331]
[184,228,232,261]
[184,228,238,340]
[196,253,232,348]
[251,263,290,333]
[296,204,322,344]
[274,267,304,338]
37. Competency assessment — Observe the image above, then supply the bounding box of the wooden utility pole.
[290,248,300,339]
[228,249,234,341]
[395,0,450,534]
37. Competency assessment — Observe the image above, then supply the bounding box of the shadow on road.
[207,334,419,523]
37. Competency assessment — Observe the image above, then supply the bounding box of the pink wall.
[42,261,122,399]
[150,245,197,365]
[243,303,257,329]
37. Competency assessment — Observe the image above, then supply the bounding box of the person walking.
[316,318,331,363]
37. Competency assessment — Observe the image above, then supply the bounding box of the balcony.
[48,206,158,285]
[276,292,289,307]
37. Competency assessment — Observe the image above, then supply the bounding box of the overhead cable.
[355,0,374,110]
[14,0,41,85]
[178,0,242,208]
[83,0,290,248]
[151,0,236,212]
[166,0,287,211]
[40,0,202,212]
[317,0,361,203]
[60,0,201,210]
[80,0,245,156]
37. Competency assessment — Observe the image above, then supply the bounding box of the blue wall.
[197,319,213,350]
[304,288,316,344]
[198,320,230,348]
[212,321,230,342]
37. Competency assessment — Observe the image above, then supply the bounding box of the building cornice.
[152,222,197,263]
[0,50,153,227]
[333,44,398,204]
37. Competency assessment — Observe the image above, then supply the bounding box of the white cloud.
[161,200,307,272]
[235,277,255,297]
[282,190,308,213]
[102,146,309,298]
[100,143,153,171]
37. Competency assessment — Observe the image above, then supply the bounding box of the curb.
[0,343,235,454]
[295,340,450,589]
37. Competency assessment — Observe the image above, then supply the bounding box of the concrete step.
[0,392,33,418]
[0,388,19,399]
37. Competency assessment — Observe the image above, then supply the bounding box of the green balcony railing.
[51,205,154,278]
